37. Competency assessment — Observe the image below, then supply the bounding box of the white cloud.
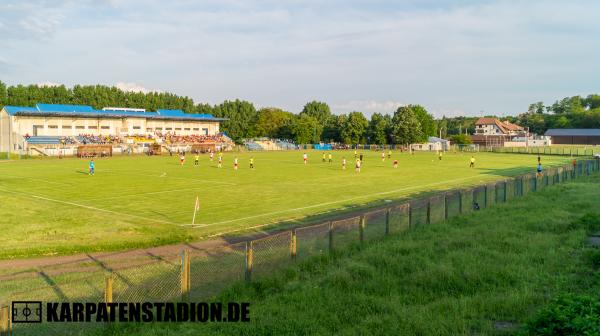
[332,100,404,115]
[37,81,62,87]
[114,82,162,94]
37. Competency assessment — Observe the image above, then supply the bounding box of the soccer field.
[0,150,571,259]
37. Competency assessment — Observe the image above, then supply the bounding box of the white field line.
[0,174,73,186]
[184,174,485,229]
[0,187,177,225]
[101,169,236,186]
[82,186,214,201]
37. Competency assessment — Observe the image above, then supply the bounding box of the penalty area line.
[186,174,485,230]
[0,187,177,225]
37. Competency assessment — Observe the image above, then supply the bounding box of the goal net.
[455,144,480,152]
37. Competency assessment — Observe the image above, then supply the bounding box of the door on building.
[202,128,208,135]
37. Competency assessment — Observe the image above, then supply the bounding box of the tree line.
[4,82,594,144]
[0,82,439,144]
[510,95,600,135]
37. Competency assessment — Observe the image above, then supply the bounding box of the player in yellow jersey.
[249,157,254,169]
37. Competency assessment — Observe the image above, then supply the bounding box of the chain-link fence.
[1,158,599,335]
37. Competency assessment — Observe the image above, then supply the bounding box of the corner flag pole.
[192,196,200,225]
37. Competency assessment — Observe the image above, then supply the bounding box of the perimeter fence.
[1,158,599,335]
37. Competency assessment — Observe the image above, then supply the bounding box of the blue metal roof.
[37,104,94,112]
[2,104,225,121]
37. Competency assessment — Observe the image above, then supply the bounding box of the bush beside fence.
[1,159,599,335]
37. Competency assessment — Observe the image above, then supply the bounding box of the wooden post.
[458,190,463,214]
[408,203,412,228]
[444,194,448,220]
[0,306,11,336]
[105,275,113,316]
[328,221,334,252]
[359,215,366,242]
[290,230,297,260]
[426,200,431,225]
[181,249,190,301]
[385,209,390,235]
[245,241,253,282]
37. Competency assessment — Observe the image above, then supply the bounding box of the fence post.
[408,203,413,228]
[426,200,431,224]
[458,190,463,214]
[105,274,113,316]
[328,221,334,252]
[290,230,297,260]
[245,241,253,282]
[385,209,390,235]
[444,194,448,220]
[0,306,11,336]
[359,215,366,242]
[181,249,190,301]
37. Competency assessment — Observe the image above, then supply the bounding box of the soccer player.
[249,157,254,169]
[469,156,475,168]
[322,152,326,162]
[328,153,332,163]
[218,153,223,168]
[537,155,541,163]
[388,150,391,159]
[180,153,185,166]
[355,158,361,173]
[89,159,95,175]
[354,150,358,159]
[234,157,239,170]
[210,152,214,162]
[359,153,364,162]
[438,151,443,161]
[536,162,542,177]
[381,152,385,162]
[342,157,347,170]
[303,153,308,164]
[393,159,398,168]
[194,154,200,166]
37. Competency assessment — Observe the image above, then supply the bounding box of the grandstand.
[0,103,231,156]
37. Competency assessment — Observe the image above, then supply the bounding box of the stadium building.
[0,103,229,156]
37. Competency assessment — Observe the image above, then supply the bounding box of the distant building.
[545,129,600,145]
[412,136,450,151]
[471,117,527,147]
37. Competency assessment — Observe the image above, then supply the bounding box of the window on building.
[184,128,190,131]
[133,126,141,130]
[75,126,85,129]
[62,126,72,129]
[165,128,172,130]
[193,128,199,131]
[175,128,182,131]
[146,128,153,132]
[88,126,98,129]
[48,125,58,129]
[155,127,163,130]
[101,126,110,130]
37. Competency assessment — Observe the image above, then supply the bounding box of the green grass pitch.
[0,150,571,259]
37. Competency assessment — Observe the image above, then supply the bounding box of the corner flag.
[192,196,200,225]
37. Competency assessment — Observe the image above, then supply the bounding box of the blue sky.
[1,0,599,117]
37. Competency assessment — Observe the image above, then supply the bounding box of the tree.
[411,105,436,139]
[368,113,390,144]
[449,134,472,145]
[528,102,546,114]
[195,103,214,115]
[300,101,331,140]
[340,111,368,144]
[213,100,257,141]
[391,106,423,144]
[254,107,294,138]
[0,80,6,108]
[291,114,321,144]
